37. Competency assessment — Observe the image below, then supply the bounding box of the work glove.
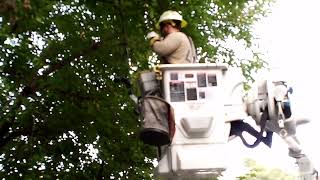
[146,31,160,46]
[147,31,159,39]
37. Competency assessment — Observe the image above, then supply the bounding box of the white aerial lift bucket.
[148,64,246,179]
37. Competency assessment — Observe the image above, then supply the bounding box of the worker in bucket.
[147,10,197,64]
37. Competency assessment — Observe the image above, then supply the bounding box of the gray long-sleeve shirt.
[152,32,193,64]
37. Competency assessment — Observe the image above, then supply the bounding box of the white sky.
[222,0,320,178]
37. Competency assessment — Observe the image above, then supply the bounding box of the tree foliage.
[237,159,295,180]
[0,0,272,179]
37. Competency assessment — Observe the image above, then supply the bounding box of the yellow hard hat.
[155,10,188,30]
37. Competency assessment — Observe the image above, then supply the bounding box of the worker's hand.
[146,31,159,39]
[147,31,160,46]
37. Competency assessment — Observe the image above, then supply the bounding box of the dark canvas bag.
[139,96,175,146]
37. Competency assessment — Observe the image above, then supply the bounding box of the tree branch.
[22,41,103,97]
[0,127,32,150]
[0,40,103,147]
[117,0,130,70]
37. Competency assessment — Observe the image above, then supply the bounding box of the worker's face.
[160,23,171,36]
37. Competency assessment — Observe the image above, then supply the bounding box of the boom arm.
[245,79,318,179]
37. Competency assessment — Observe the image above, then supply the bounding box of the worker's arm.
[152,32,181,56]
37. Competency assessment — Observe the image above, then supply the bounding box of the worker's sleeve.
[152,33,181,56]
